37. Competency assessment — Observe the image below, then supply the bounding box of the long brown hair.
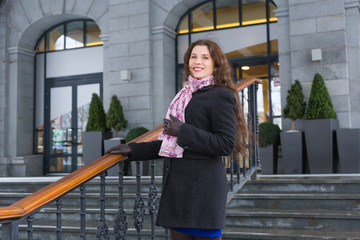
[184,39,249,156]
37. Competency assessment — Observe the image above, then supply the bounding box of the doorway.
[231,57,280,126]
[43,73,102,174]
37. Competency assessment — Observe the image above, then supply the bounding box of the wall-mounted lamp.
[120,70,131,81]
[311,48,322,61]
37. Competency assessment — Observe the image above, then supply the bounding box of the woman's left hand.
[163,114,183,137]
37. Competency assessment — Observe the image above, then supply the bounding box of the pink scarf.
[158,75,214,158]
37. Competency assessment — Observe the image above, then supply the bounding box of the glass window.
[242,0,266,25]
[47,25,65,51]
[216,0,240,29]
[178,15,189,34]
[66,21,84,49]
[192,2,214,32]
[86,20,103,46]
[36,36,45,53]
[191,25,267,59]
[177,34,189,64]
[269,1,278,22]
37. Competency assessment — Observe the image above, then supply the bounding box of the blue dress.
[173,228,222,237]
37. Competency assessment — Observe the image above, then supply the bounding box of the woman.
[106,39,248,240]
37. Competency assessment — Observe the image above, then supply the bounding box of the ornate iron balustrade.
[0,78,260,240]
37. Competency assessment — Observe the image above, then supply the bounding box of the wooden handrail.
[0,77,261,221]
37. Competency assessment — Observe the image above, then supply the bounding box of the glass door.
[231,58,280,126]
[44,74,102,174]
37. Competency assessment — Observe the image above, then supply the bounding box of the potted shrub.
[303,73,338,173]
[82,93,111,166]
[104,95,128,175]
[126,127,149,176]
[259,121,281,174]
[281,80,306,174]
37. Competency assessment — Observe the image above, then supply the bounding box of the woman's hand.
[163,114,183,137]
[105,144,132,155]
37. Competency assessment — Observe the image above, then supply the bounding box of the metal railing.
[0,78,260,240]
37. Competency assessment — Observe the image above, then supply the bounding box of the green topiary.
[125,127,149,143]
[283,80,306,130]
[86,93,110,132]
[106,95,128,137]
[304,73,337,120]
[259,122,281,147]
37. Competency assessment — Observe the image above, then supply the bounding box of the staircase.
[0,176,168,240]
[2,175,360,239]
[223,175,360,240]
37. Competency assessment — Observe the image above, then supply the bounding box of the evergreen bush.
[283,80,306,130]
[259,122,281,147]
[106,95,128,137]
[126,127,149,143]
[86,93,109,132]
[304,73,337,120]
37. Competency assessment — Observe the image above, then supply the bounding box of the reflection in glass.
[177,68,186,90]
[216,0,240,29]
[50,86,72,154]
[47,25,64,51]
[36,36,45,53]
[49,156,72,173]
[77,84,100,166]
[66,21,84,49]
[269,2,278,22]
[242,0,266,25]
[86,21,103,46]
[192,2,214,32]
[178,15,189,34]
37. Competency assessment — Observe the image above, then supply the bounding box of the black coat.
[128,85,237,229]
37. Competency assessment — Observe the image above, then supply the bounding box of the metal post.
[2,220,19,240]
[27,214,34,240]
[96,171,110,240]
[133,161,144,240]
[80,184,86,239]
[148,160,159,240]
[114,162,128,240]
[56,198,62,240]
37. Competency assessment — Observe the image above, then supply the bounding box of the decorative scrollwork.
[148,184,159,219]
[96,221,110,240]
[114,207,128,240]
[133,195,145,233]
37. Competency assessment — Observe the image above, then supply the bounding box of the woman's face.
[189,45,215,79]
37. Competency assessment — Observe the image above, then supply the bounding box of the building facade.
[0,0,359,177]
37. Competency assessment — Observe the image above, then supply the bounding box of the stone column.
[345,0,360,127]
[274,0,293,130]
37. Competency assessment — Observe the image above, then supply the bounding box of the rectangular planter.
[82,131,112,166]
[260,144,277,175]
[280,131,304,174]
[336,128,360,173]
[303,119,338,174]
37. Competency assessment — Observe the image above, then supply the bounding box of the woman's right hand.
[105,144,132,156]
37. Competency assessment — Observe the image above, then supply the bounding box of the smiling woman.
[106,39,250,239]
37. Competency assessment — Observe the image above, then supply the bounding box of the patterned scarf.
[158,75,214,158]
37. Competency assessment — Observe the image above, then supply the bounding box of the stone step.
[0,176,163,194]
[241,175,360,193]
[225,208,360,231]
[221,227,360,240]
[228,193,360,211]
[0,192,159,209]
[19,207,156,228]
[14,224,169,240]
